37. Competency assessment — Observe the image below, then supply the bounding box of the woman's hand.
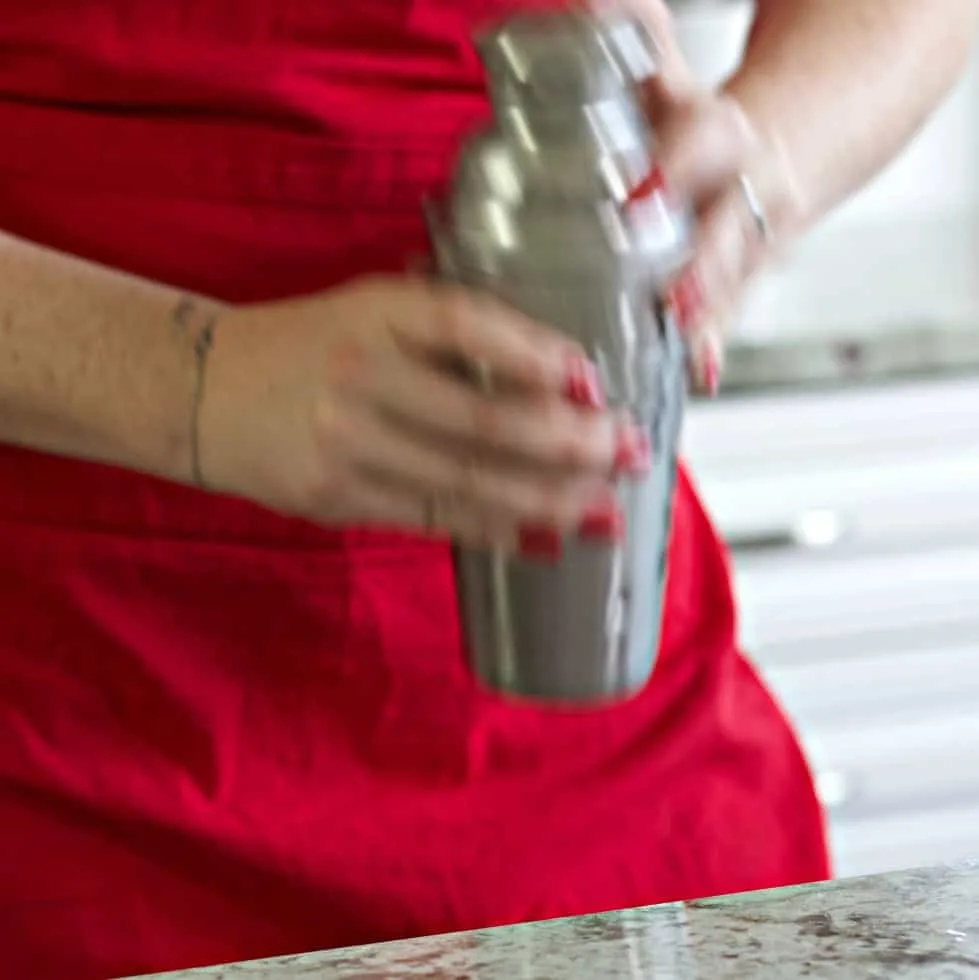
[646,84,783,394]
[620,0,801,394]
[198,276,649,555]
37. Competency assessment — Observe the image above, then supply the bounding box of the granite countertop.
[131,862,979,979]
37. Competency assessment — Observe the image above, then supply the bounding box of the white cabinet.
[682,375,979,879]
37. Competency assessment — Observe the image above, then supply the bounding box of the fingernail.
[703,352,720,397]
[578,502,625,543]
[631,431,652,475]
[613,426,652,478]
[696,333,723,397]
[664,268,704,333]
[518,526,563,563]
[563,354,606,410]
[626,165,669,206]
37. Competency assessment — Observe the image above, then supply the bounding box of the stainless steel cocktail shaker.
[426,9,691,703]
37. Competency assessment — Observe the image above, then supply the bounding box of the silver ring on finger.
[737,172,771,245]
[471,358,493,392]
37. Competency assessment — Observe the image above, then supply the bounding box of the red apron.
[0,2,829,977]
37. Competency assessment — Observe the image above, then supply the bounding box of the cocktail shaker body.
[427,10,691,703]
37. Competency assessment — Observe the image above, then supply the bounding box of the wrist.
[162,293,227,489]
[191,302,273,503]
[722,83,812,246]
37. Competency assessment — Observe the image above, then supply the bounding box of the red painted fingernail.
[631,430,652,475]
[627,165,669,206]
[613,426,652,477]
[518,526,563,562]
[579,503,626,543]
[563,354,606,410]
[702,346,721,398]
[664,269,704,333]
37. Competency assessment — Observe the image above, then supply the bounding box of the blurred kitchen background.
[671,0,979,879]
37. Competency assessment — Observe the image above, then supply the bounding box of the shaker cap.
[476,9,658,109]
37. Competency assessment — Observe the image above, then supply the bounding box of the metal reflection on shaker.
[425,8,691,703]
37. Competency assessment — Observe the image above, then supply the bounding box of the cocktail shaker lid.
[433,9,685,285]
[475,9,659,110]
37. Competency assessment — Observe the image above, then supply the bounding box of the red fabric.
[0,2,829,977]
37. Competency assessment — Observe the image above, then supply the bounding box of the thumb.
[649,93,755,204]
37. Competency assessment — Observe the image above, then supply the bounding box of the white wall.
[671,1,979,340]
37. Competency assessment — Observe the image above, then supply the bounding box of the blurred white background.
[673,0,979,338]
[672,0,979,881]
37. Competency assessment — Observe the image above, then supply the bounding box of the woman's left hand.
[619,1,798,395]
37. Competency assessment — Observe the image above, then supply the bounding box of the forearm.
[726,0,979,235]
[0,231,221,482]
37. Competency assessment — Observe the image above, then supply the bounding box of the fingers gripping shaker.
[426,9,692,703]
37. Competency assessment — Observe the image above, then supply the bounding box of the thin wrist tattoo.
[171,296,218,489]
[190,316,216,488]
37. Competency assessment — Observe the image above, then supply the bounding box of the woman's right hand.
[198,275,649,556]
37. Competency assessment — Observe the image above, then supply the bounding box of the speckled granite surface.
[132,863,979,978]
